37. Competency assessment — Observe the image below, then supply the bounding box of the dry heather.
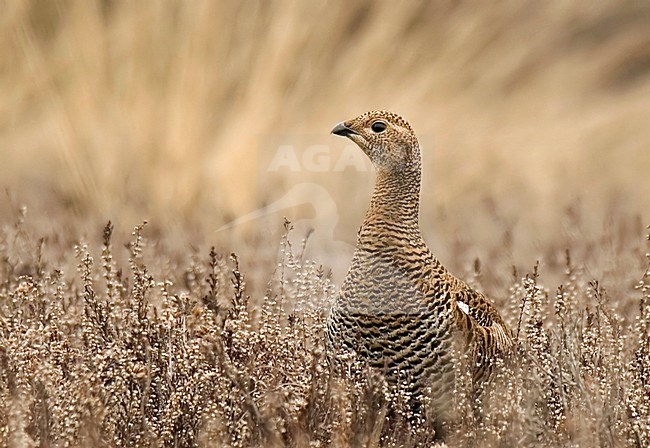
[2,4,650,446]
[0,207,648,448]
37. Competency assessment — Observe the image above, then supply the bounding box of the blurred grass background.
[2,3,650,444]
[1,0,649,271]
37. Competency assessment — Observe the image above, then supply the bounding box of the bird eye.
[371,121,387,133]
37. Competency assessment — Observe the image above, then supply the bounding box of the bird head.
[331,110,420,173]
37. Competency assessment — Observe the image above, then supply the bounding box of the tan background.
[2,0,649,273]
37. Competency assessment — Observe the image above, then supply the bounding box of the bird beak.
[331,122,358,137]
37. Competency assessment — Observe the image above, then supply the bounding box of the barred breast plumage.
[326,110,513,434]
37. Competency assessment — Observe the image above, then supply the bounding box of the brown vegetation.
[0,209,648,447]
[2,1,650,446]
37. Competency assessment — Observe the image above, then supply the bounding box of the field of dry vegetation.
[1,1,650,447]
[1,207,649,447]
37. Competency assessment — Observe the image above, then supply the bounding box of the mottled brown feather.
[326,110,513,429]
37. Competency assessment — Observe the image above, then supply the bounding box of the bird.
[326,110,513,436]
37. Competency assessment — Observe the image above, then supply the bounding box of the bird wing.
[446,274,513,359]
[447,274,507,328]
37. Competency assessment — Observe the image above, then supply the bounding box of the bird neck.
[362,166,421,232]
